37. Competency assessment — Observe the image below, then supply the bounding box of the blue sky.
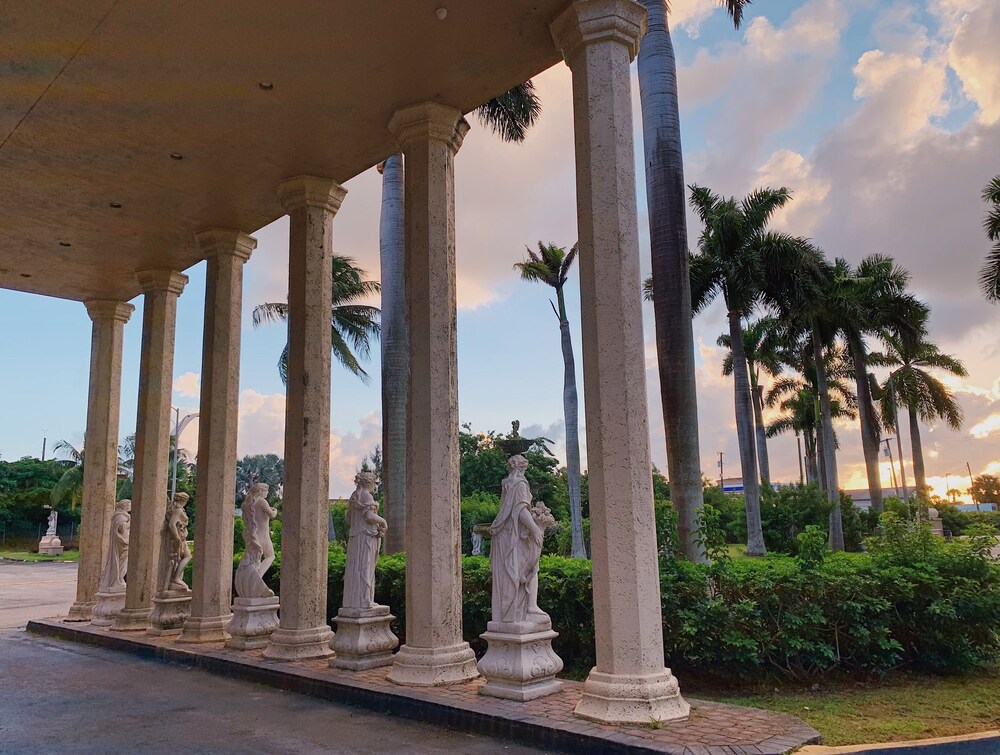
[3,0,1000,498]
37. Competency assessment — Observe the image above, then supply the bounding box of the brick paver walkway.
[29,619,820,755]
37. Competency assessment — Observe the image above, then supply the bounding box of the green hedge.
[254,516,1000,681]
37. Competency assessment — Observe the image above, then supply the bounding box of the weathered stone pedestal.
[575,669,690,724]
[263,625,334,660]
[226,596,280,650]
[148,590,192,636]
[331,605,399,670]
[478,619,564,701]
[90,589,126,627]
[38,535,64,555]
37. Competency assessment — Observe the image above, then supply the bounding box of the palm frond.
[475,80,541,144]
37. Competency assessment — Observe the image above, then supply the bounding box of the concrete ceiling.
[0,0,567,302]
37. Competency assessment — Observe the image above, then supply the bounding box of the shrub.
[760,485,831,554]
[233,516,245,556]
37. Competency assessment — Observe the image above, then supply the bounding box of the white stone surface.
[226,596,280,650]
[551,0,689,724]
[331,606,399,670]
[478,625,564,701]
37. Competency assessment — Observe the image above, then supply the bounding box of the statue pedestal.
[148,589,192,636]
[90,588,126,627]
[331,605,399,670]
[38,535,63,555]
[226,596,280,650]
[478,619,564,701]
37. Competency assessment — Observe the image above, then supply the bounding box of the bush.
[702,486,747,544]
[760,485,831,554]
[459,493,500,555]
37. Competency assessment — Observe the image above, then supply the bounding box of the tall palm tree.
[687,184,807,556]
[717,316,782,485]
[638,0,751,564]
[980,175,1000,302]
[515,242,586,558]
[378,82,541,553]
[253,255,381,384]
[875,333,967,498]
[50,440,84,510]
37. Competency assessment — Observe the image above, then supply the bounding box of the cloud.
[947,1,1000,124]
[173,372,200,398]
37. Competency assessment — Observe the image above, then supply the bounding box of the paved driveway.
[0,560,76,628]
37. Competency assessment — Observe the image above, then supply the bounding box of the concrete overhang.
[0,1,568,302]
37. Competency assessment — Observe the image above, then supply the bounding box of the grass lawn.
[0,550,79,562]
[691,672,1000,746]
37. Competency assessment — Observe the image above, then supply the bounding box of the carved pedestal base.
[148,590,192,636]
[66,600,96,622]
[37,535,63,555]
[331,605,399,670]
[575,669,690,724]
[478,620,564,701]
[90,589,126,627]
[263,625,334,660]
[388,641,479,686]
[178,613,233,644]
[225,597,280,650]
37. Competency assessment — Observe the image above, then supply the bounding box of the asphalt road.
[0,560,77,629]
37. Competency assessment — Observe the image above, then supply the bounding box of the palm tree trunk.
[813,331,844,550]
[908,403,927,499]
[815,396,828,492]
[805,428,818,485]
[751,380,770,485]
[379,153,407,553]
[895,422,909,503]
[850,341,883,513]
[557,290,587,559]
[728,309,766,556]
[637,0,706,563]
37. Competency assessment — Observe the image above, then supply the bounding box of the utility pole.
[41,436,46,461]
[967,462,979,511]
[718,452,724,491]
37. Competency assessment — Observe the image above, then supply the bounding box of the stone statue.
[477,453,563,700]
[38,507,63,555]
[471,527,484,556]
[234,483,278,599]
[330,471,398,669]
[46,509,58,537]
[158,492,192,593]
[489,454,549,627]
[99,499,131,592]
[343,472,387,610]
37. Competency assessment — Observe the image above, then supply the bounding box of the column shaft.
[551,0,689,723]
[179,230,255,642]
[387,102,478,686]
[263,176,345,660]
[113,270,187,631]
[67,301,133,621]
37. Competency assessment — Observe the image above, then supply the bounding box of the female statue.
[98,499,131,592]
[234,483,278,599]
[489,454,549,626]
[158,492,191,593]
[342,472,386,610]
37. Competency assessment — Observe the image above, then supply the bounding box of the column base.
[110,605,153,632]
[574,668,690,725]
[331,605,399,671]
[478,621,564,701]
[38,535,63,555]
[91,589,127,627]
[262,625,334,661]
[225,597,280,650]
[177,612,233,644]
[388,641,479,687]
[66,600,96,622]
[148,590,192,636]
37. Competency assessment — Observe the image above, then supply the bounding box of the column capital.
[135,269,188,296]
[387,102,468,154]
[277,175,347,215]
[550,0,647,65]
[195,228,257,263]
[84,299,134,324]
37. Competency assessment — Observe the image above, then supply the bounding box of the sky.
[2,0,999,502]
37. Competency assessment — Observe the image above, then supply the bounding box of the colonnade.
[66,0,685,724]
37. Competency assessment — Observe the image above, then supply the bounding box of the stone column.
[178,229,256,643]
[66,300,134,621]
[113,269,188,631]
[262,176,345,661]
[551,0,689,724]
[386,103,478,686]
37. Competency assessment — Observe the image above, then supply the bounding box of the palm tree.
[50,440,84,510]
[235,454,284,504]
[980,175,1000,302]
[637,0,750,564]
[687,184,807,556]
[378,82,541,553]
[253,255,381,384]
[717,316,782,485]
[875,333,967,498]
[515,242,586,558]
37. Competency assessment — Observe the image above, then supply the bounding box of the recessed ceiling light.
[169,152,184,160]
[109,201,123,209]
[20,273,31,278]
[436,7,448,20]
[59,241,72,247]
[258,81,274,91]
